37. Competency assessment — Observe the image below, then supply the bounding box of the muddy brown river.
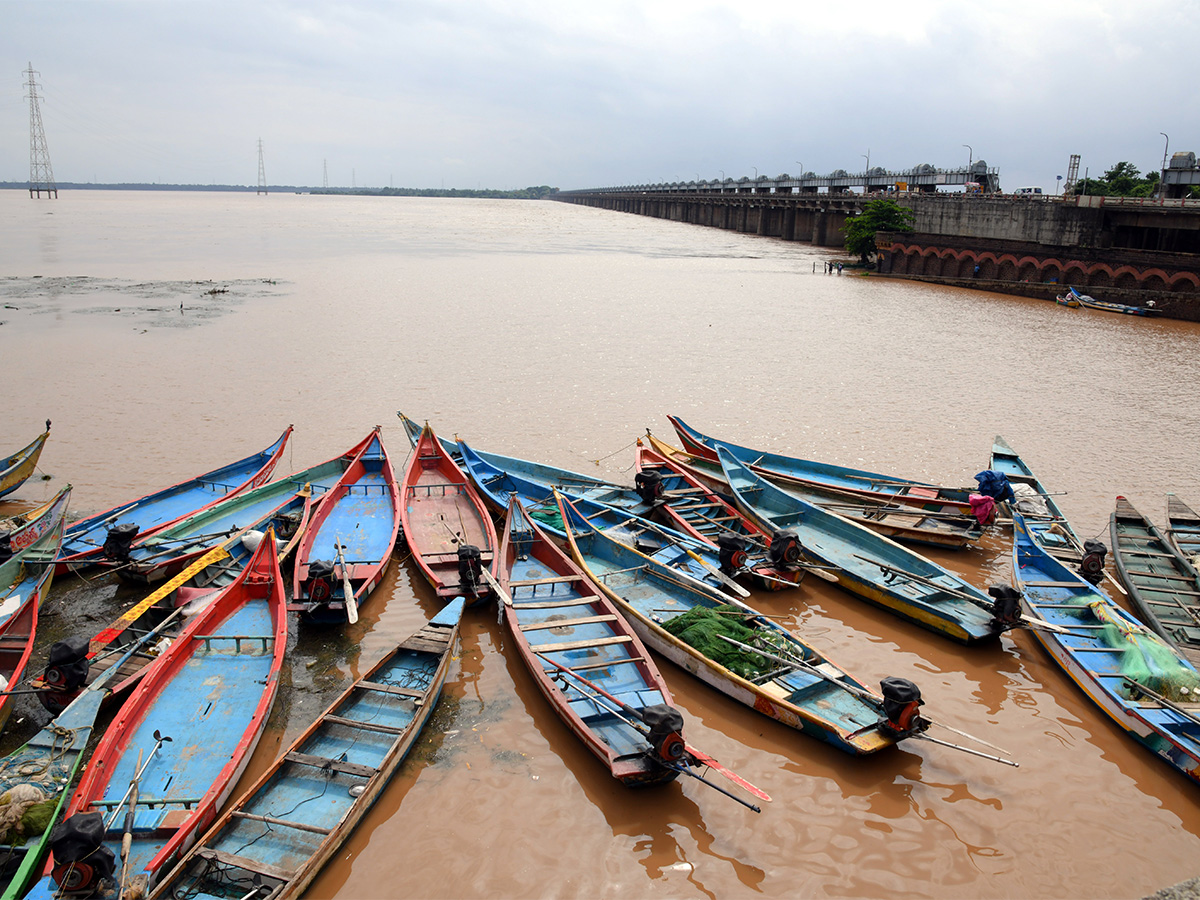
[2,189,1199,899]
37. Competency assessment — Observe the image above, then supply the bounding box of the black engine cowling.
[986,583,1024,629]
[769,530,802,567]
[458,544,483,598]
[101,523,140,562]
[306,559,336,605]
[717,534,749,574]
[1078,539,1108,585]
[642,704,686,762]
[42,636,90,693]
[49,811,116,896]
[880,676,925,735]
[634,471,665,505]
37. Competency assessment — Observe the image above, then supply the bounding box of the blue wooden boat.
[498,496,692,784]
[293,428,401,624]
[56,426,293,574]
[1110,496,1200,667]
[118,431,378,585]
[0,488,69,733]
[556,492,926,755]
[644,431,985,549]
[1010,510,1200,785]
[0,556,205,900]
[719,446,1011,644]
[0,421,50,500]
[1166,494,1200,566]
[1067,286,1158,316]
[670,415,978,516]
[148,598,465,899]
[458,439,752,599]
[26,531,288,900]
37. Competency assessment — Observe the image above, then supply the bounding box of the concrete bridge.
[553,182,1200,320]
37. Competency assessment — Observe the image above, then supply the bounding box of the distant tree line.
[1070,162,1199,199]
[313,186,559,199]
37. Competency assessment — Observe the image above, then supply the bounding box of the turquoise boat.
[1011,510,1200,785]
[719,446,1010,644]
[557,492,927,755]
[147,598,464,900]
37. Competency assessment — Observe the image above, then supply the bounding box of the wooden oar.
[681,547,751,597]
[335,538,358,625]
[481,568,512,607]
[117,749,142,900]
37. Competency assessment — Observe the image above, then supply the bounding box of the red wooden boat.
[401,422,498,604]
[30,531,287,899]
[292,427,401,624]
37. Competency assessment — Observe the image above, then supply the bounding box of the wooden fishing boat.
[669,415,977,515]
[291,427,401,624]
[0,566,201,900]
[0,489,69,733]
[25,530,288,900]
[56,425,293,574]
[986,435,1111,587]
[1166,494,1200,566]
[0,421,50,500]
[120,431,377,585]
[643,432,985,550]
[1068,287,1158,316]
[497,496,692,783]
[1010,510,1200,785]
[1053,293,1082,308]
[557,493,927,755]
[400,423,498,605]
[457,439,761,599]
[1110,496,1200,666]
[148,597,465,900]
[719,446,1010,644]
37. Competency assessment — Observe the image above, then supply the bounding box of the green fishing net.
[662,605,784,680]
[1088,600,1200,701]
[0,792,57,845]
[529,509,564,532]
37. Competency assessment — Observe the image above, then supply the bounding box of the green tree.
[844,198,915,262]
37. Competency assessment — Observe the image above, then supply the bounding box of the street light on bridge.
[963,144,973,168]
[1160,133,1170,200]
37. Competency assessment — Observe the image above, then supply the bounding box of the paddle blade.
[684,743,771,803]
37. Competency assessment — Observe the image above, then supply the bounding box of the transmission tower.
[323,158,328,188]
[257,138,267,195]
[24,63,57,199]
[1065,154,1080,194]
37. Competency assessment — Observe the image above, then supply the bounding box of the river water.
[2,190,1199,899]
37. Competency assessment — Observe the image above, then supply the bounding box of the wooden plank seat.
[284,750,376,778]
[195,848,293,883]
[356,680,424,698]
[323,714,405,734]
[230,810,332,835]
[512,596,599,610]
[519,614,619,633]
[509,575,584,587]
[533,635,633,654]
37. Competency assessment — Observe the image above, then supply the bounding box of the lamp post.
[862,150,870,193]
[1160,132,1169,201]
[752,166,758,179]
[963,144,973,168]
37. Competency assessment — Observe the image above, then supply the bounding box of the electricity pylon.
[257,138,267,195]
[24,63,57,199]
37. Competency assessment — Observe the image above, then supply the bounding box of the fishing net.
[1088,599,1200,701]
[661,605,788,680]
[529,508,564,533]
[0,784,56,845]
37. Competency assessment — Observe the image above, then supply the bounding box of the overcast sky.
[2,1,1195,191]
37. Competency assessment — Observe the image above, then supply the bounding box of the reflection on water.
[3,190,1200,898]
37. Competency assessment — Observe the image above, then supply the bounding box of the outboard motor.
[1078,539,1108,585]
[101,523,140,562]
[974,470,1015,504]
[42,636,90,695]
[987,584,1024,629]
[642,704,686,763]
[634,471,665,506]
[769,530,802,567]
[306,559,336,605]
[717,534,749,575]
[879,676,925,736]
[49,811,116,896]
[458,544,483,598]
